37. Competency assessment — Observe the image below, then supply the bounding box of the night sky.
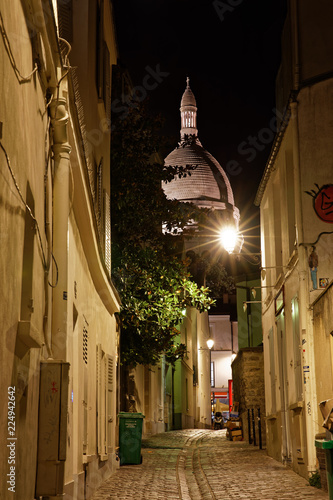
[112,0,287,253]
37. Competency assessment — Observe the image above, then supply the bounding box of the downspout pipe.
[291,0,317,475]
[291,99,317,475]
[50,82,71,360]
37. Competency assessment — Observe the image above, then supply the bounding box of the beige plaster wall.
[298,79,333,281]
[64,212,119,498]
[260,79,333,478]
[0,2,54,498]
[313,283,333,424]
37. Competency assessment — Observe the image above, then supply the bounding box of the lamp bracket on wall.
[243,300,262,312]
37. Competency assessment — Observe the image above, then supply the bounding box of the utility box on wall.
[35,360,70,497]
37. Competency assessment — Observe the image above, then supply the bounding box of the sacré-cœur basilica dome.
[163,78,240,254]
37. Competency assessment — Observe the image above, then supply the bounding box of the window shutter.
[103,41,111,122]
[83,325,88,453]
[104,190,111,276]
[106,355,114,453]
[96,0,104,99]
[83,326,88,365]
[96,344,102,455]
[57,0,73,43]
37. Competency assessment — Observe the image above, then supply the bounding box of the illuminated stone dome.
[180,78,197,109]
[164,78,239,224]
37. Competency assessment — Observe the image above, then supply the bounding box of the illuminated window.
[292,295,302,401]
[268,327,276,414]
[210,361,215,387]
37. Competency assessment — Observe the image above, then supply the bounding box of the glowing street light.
[206,338,214,350]
[219,226,238,254]
[198,338,214,350]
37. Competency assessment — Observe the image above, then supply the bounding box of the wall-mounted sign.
[306,184,333,223]
[319,278,329,288]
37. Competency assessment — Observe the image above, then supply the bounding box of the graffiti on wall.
[306,184,333,223]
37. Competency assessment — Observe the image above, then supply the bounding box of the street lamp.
[198,338,214,350]
[219,226,238,254]
[206,338,214,350]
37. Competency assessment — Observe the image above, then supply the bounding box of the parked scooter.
[213,411,224,430]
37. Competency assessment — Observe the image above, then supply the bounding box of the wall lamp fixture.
[198,338,214,350]
[243,300,262,312]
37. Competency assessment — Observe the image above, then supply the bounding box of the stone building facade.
[232,347,266,447]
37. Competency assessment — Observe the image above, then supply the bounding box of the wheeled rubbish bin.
[118,412,145,465]
[315,439,333,498]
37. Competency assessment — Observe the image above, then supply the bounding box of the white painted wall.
[211,351,233,389]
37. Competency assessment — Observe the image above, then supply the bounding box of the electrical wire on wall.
[0,140,58,288]
[0,11,38,83]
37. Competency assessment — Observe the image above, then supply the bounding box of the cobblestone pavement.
[90,429,329,500]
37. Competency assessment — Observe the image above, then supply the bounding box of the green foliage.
[111,101,214,366]
[205,260,236,298]
[309,470,321,489]
[113,249,214,366]
[186,251,235,298]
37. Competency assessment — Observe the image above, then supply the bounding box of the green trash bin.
[315,439,333,498]
[118,412,145,465]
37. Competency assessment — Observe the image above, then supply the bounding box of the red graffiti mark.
[307,184,333,223]
[51,382,58,394]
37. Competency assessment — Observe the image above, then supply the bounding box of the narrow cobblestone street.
[90,429,329,500]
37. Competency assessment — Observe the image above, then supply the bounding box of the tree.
[113,248,213,366]
[186,250,236,298]
[205,259,236,298]
[111,101,214,366]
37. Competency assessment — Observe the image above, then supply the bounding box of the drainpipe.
[50,75,71,360]
[291,0,317,475]
[291,103,317,475]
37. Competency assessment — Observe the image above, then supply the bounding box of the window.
[184,327,189,359]
[96,2,111,123]
[96,1,104,99]
[210,361,215,388]
[275,287,285,316]
[268,327,276,414]
[292,296,302,401]
[57,0,73,43]
[285,151,296,256]
[186,378,189,411]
